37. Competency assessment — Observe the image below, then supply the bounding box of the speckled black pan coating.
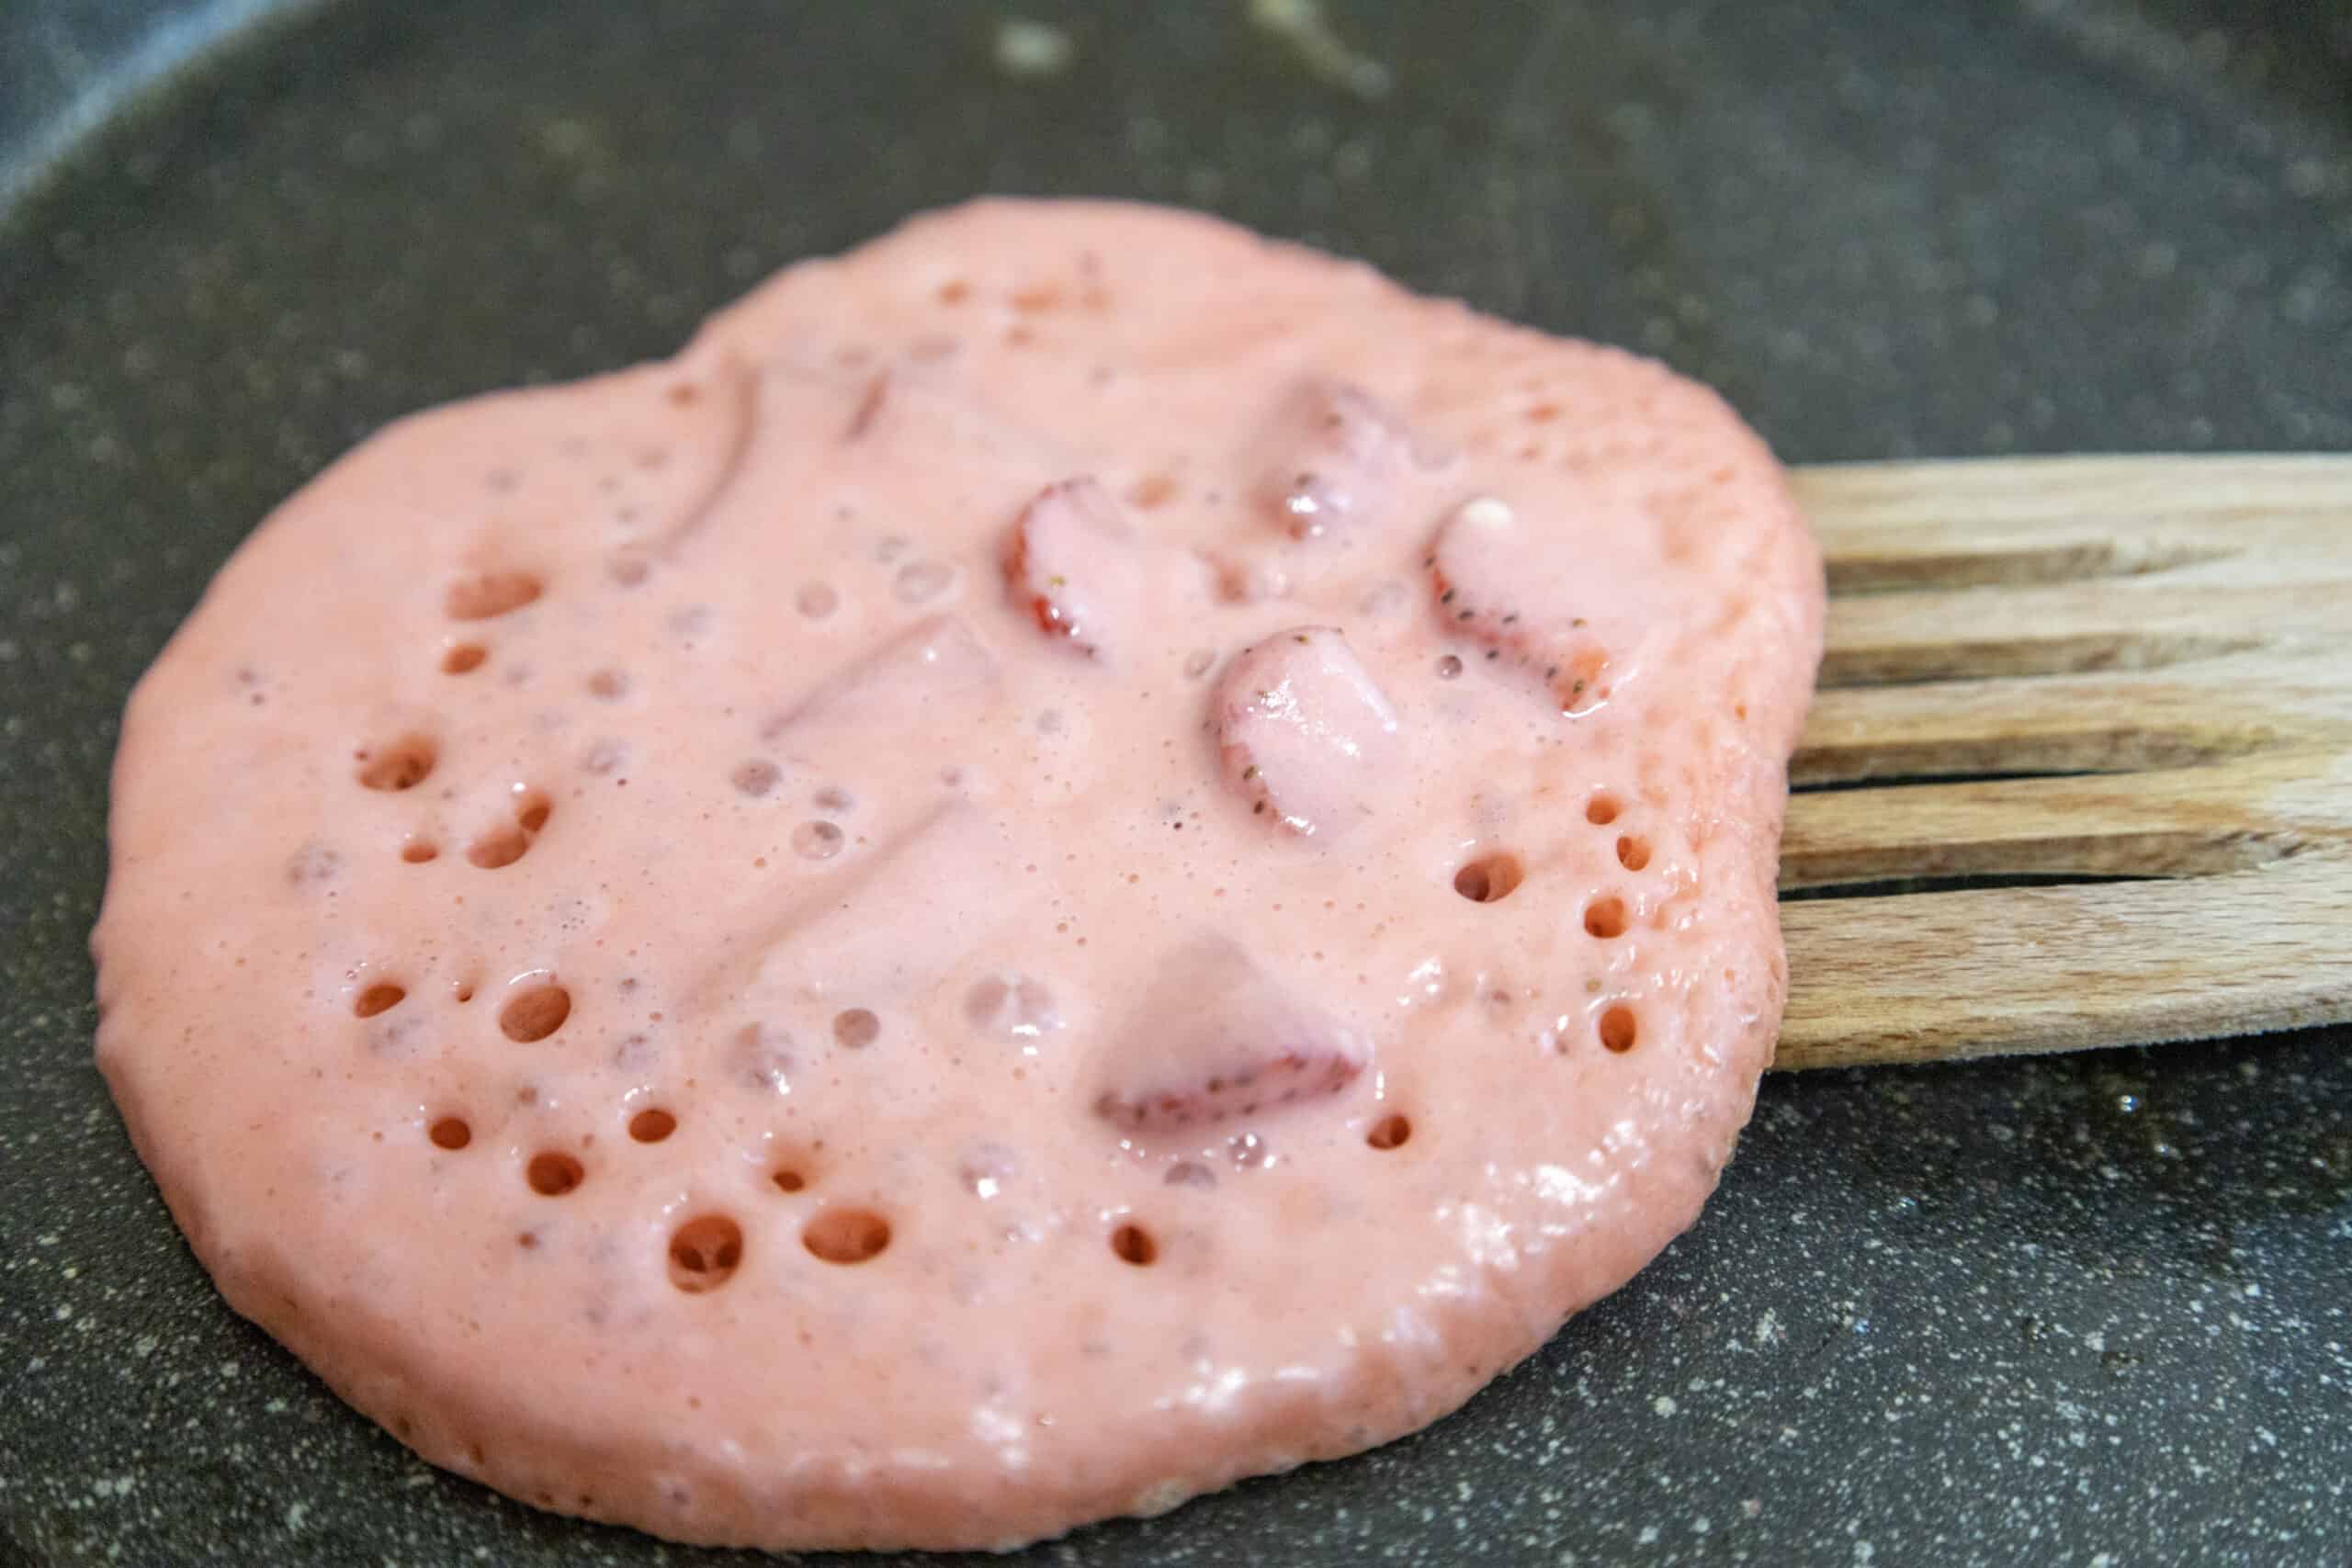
[3,2,2348,1563]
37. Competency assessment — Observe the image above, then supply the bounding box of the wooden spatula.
[1770,455,2352,1070]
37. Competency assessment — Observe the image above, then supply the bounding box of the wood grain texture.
[1772,455,2352,1070]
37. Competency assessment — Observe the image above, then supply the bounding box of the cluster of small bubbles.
[964,974,1060,1040]
[894,560,954,604]
[792,820,844,860]
[729,1021,794,1092]
[958,1143,1019,1199]
[286,842,343,886]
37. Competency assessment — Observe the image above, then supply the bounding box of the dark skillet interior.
[2,3,2348,1563]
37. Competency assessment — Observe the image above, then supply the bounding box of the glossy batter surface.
[91,199,1824,1551]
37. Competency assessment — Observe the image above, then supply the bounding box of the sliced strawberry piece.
[762,613,1000,746]
[1004,477,1140,659]
[1426,494,1631,716]
[1213,626,1399,836]
[1091,937,1368,1134]
[1255,378,1433,540]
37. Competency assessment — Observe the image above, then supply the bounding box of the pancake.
[91,198,1824,1551]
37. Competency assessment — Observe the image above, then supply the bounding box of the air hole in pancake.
[814,785,855,814]
[446,570,543,621]
[803,1207,890,1264]
[1366,1114,1413,1151]
[1110,1223,1159,1267]
[832,1009,880,1049]
[1586,794,1621,825]
[514,791,552,834]
[1453,854,1522,904]
[468,824,531,869]
[732,760,781,798]
[1617,835,1652,871]
[400,840,438,864]
[772,1168,808,1193]
[356,736,436,792]
[607,553,650,588]
[1165,1161,1216,1190]
[1599,1005,1639,1054]
[354,983,406,1018]
[666,382,699,407]
[1129,473,1179,510]
[1584,897,1629,940]
[667,1214,743,1293]
[526,1151,584,1195]
[796,581,838,619]
[501,984,572,1043]
[454,980,476,1004]
[442,643,487,675]
[428,1116,472,1150]
[628,1108,676,1144]
[937,279,970,304]
[792,821,844,860]
[1435,654,1463,679]
[586,669,628,699]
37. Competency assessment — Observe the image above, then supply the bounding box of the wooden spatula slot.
[1773,455,2352,1071]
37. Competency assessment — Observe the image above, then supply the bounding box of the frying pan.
[3,2,2347,1562]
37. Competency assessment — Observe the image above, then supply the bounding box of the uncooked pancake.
[91,198,1825,1551]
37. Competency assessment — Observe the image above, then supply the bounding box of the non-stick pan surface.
[3,3,2348,1563]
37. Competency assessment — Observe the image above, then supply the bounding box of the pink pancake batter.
[91,199,1824,1551]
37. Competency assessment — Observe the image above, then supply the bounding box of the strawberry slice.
[1426,494,1631,716]
[762,613,1000,746]
[1004,477,1140,659]
[1091,937,1369,1134]
[1255,378,1433,540]
[1213,626,1399,836]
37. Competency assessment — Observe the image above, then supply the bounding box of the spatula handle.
[1771,455,2352,1070]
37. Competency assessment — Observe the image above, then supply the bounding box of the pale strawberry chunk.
[1213,626,1398,836]
[1004,477,1140,658]
[1255,378,1431,539]
[1427,495,1618,715]
[1091,937,1368,1134]
[763,614,999,746]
